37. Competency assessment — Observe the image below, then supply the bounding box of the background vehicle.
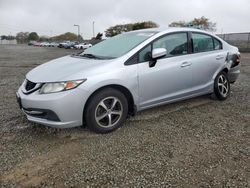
[40,42,50,47]
[17,28,240,133]
[28,41,36,46]
[33,41,41,47]
[49,42,59,47]
[74,43,92,49]
[58,41,70,48]
[64,41,79,49]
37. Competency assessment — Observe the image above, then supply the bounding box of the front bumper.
[17,86,90,128]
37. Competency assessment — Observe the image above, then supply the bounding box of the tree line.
[1,17,216,43]
[105,21,158,37]
[12,31,103,43]
[169,16,216,31]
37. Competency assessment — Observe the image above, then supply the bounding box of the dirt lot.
[0,45,249,187]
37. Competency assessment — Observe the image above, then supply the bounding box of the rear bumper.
[228,64,240,83]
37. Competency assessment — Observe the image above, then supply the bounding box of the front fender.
[80,65,139,107]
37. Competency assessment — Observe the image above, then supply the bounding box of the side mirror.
[149,48,167,67]
[152,48,167,59]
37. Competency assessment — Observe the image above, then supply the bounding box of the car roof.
[129,27,213,35]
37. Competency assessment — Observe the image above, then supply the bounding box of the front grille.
[25,80,36,91]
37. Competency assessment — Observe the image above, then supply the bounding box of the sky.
[0,0,250,39]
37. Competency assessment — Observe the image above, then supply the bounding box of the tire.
[214,71,230,100]
[85,88,128,133]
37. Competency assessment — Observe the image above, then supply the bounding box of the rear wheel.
[85,88,128,133]
[214,71,230,100]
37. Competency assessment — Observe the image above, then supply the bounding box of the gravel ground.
[0,45,249,188]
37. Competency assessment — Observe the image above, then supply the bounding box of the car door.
[138,32,193,109]
[189,32,228,91]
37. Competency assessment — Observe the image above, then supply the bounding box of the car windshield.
[80,31,157,59]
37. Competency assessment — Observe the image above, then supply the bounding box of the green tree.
[1,35,7,40]
[168,21,186,27]
[39,36,49,42]
[95,32,103,40]
[105,21,158,37]
[16,32,29,43]
[169,16,216,31]
[51,32,79,41]
[132,21,158,30]
[28,32,39,41]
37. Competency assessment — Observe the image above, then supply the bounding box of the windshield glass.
[81,31,157,59]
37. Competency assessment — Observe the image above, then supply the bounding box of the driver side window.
[137,32,188,63]
[153,33,188,57]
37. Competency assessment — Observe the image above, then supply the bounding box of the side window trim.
[138,44,152,63]
[187,32,193,54]
[124,53,139,66]
[124,43,152,65]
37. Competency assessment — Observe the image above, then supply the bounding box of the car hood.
[26,55,113,83]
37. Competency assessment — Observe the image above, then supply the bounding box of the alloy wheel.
[218,74,229,97]
[95,97,123,128]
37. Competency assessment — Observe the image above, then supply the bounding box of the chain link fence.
[217,33,250,52]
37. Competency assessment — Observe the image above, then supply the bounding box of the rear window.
[214,38,222,50]
[192,33,223,53]
[192,33,214,53]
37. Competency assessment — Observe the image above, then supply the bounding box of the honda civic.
[16,28,240,133]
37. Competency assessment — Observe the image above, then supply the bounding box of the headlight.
[39,79,86,94]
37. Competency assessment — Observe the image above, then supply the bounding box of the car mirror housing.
[149,48,167,68]
[152,48,167,59]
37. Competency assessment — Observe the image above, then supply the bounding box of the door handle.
[181,62,192,67]
[216,55,224,60]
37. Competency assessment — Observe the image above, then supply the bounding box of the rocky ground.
[0,45,249,187]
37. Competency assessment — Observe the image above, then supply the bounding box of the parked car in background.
[64,41,79,49]
[58,41,71,48]
[49,42,59,47]
[28,41,36,46]
[33,42,41,47]
[16,28,240,133]
[40,42,50,47]
[74,43,92,49]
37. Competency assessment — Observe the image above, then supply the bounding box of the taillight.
[231,53,240,68]
[236,54,240,63]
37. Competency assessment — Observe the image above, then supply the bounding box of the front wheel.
[214,71,230,100]
[85,88,128,133]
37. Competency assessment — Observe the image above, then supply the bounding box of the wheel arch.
[213,66,229,81]
[221,68,229,73]
[83,84,136,124]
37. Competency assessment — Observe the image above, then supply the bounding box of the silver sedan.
[17,27,240,133]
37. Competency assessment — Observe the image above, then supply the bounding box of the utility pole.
[74,24,80,41]
[92,21,95,38]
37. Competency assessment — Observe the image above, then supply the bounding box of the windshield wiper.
[73,53,115,60]
[79,53,101,59]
